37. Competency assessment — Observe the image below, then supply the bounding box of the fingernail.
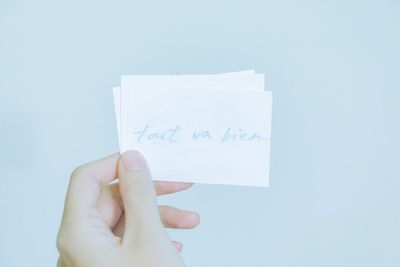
[122,150,147,172]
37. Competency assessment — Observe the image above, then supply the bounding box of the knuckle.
[56,226,82,256]
[70,165,87,180]
[56,231,70,253]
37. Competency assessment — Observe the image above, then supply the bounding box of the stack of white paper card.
[113,70,272,187]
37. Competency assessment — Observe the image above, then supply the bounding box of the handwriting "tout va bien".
[133,124,268,143]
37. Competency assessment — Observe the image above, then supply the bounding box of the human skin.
[57,150,200,267]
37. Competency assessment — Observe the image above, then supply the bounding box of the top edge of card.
[120,70,257,77]
[120,72,265,91]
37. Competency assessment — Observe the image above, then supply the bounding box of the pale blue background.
[1,1,399,266]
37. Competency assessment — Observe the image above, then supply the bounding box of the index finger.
[64,153,120,215]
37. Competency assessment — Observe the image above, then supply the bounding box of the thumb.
[118,150,164,245]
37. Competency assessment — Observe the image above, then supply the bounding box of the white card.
[114,70,265,150]
[118,86,272,187]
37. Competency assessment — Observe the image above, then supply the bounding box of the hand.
[57,150,200,267]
